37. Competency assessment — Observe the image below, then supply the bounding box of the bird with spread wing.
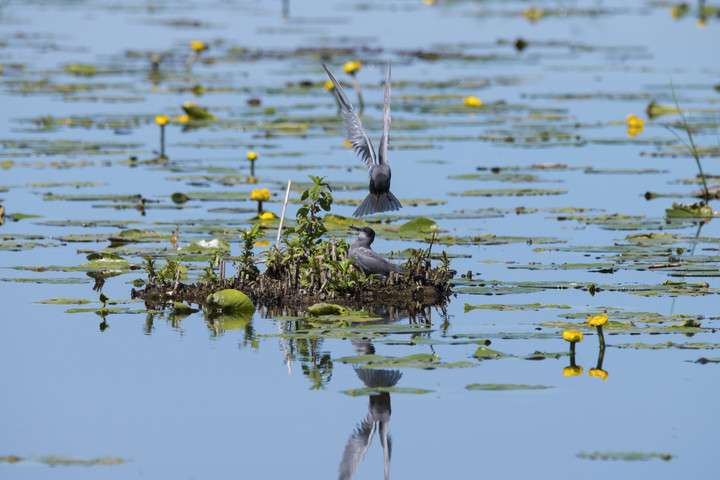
[323,63,402,217]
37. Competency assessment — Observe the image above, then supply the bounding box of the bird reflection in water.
[339,335,401,480]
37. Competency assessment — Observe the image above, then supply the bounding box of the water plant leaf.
[614,341,720,350]
[397,217,439,233]
[466,384,552,391]
[472,346,510,359]
[465,302,571,312]
[179,239,230,254]
[206,289,255,316]
[82,252,133,272]
[34,298,94,305]
[337,353,477,369]
[577,452,673,461]
[0,455,126,466]
[307,303,349,316]
[341,386,433,396]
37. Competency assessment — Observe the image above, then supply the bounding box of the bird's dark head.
[349,225,376,243]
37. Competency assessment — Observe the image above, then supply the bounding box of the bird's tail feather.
[353,191,402,217]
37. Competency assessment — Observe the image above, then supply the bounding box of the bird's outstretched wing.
[322,64,377,169]
[378,63,391,166]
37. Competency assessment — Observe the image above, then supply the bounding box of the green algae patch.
[466,384,552,391]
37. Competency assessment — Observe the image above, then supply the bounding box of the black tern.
[348,226,407,277]
[323,63,402,217]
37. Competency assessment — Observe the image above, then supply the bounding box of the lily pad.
[341,386,433,396]
[466,384,552,391]
[206,289,255,316]
[337,353,477,370]
[577,452,673,461]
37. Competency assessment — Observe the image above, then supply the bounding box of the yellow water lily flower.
[563,365,583,377]
[523,7,545,22]
[463,96,483,107]
[190,40,207,52]
[155,115,170,126]
[588,368,609,381]
[246,151,259,161]
[251,189,270,202]
[562,330,583,343]
[627,114,644,129]
[627,114,644,136]
[253,240,270,247]
[343,61,362,74]
[587,312,608,326]
[323,80,335,90]
[173,114,190,124]
[258,211,275,220]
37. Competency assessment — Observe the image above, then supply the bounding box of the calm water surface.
[1,0,719,478]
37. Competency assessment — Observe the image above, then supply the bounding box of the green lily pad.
[398,217,439,233]
[206,289,255,316]
[472,346,510,359]
[577,452,673,461]
[307,303,349,316]
[341,386,433,396]
[337,353,477,370]
[465,302,571,312]
[179,239,230,254]
[466,384,553,391]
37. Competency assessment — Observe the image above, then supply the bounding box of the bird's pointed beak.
[349,225,360,232]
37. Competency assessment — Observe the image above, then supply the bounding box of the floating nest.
[131,260,453,315]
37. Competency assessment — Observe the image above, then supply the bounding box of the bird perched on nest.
[323,63,402,217]
[348,225,407,277]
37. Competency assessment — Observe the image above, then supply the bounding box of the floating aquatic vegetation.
[0,455,127,466]
[132,177,454,312]
[337,353,476,370]
[464,303,572,312]
[466,384,552,391]
[341,386,432,396]
[449,188,566,197]
[577,452,673,461]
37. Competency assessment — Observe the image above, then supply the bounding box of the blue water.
[2,0,719,478]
